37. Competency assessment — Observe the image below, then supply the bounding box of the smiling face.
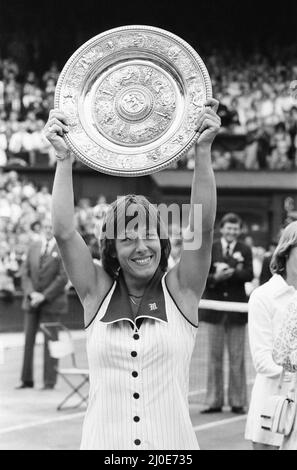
[220,222,241,244]
[42,219,53,241]
[100,195,171,281]
[115,220,161,284]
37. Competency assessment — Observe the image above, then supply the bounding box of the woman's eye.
[146,233,158,239]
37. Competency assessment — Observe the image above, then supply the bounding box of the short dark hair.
[99,195,171,279]
[220,212,242,228]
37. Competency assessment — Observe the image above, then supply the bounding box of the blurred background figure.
[243,235,265,296]
[0,239,16,301]
[16,218,68,390]
[245,221,297,450]
[259,212,297,285]
[200,213,254,414]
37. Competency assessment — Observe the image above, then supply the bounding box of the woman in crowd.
[245,221,297,449]
[271,224,297,450]
[44,98,220,450]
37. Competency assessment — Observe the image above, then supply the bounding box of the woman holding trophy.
[44,26,220,450]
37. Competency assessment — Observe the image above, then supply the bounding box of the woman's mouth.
[132,255,153,266]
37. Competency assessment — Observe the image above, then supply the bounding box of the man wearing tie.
[16,218,68,390]
[200,213,253,414]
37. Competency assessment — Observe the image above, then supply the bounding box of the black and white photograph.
[0,0,297,453]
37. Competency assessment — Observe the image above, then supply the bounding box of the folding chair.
[40,322,89,411]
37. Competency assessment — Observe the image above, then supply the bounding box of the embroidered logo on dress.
[149,303,157,311]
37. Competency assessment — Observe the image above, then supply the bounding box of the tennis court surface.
[0,324,254,450]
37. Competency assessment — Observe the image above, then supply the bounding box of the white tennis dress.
[80,273,199,450]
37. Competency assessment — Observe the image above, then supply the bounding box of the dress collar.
[100,267,167,329]
[268,274,297,297]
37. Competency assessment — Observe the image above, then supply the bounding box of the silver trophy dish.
[54,25,212,176]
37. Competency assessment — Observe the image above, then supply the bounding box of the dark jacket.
[21,239,68,315]
[199,239,254,325]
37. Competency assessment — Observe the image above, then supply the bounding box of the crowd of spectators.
[181,46,297,170]
[0,43,296,297]
[0,45,297,171]
[0,169,109,299]
[0,167,274,302]
[0,58,58,168]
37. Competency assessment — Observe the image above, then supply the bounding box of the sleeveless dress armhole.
[163,273,199,329]
[84,281,116,330]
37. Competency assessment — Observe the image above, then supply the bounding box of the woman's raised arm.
[44,109,102,303]
[166,99,220,325]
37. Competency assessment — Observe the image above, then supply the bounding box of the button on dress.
[80,274,199,450]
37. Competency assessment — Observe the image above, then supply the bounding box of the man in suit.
[16,218,68,390]
[200,213,253,414]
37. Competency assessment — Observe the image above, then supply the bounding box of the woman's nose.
[135,237,147,252]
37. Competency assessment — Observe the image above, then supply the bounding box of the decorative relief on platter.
[55,25,212,176]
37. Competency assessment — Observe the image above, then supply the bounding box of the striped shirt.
[80,273,199,450]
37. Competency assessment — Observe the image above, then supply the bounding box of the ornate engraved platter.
[55,25,212,176]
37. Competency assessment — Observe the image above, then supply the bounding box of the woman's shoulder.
[249,276,276,303]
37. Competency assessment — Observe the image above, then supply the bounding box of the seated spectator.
[0,188,11,220]
[30,119,56,166]
[31,184,52,211]
[22,180,36,199]
[4,71,21,114]
[22,82,41,110]
[6,110,19,137]
[0,240,16,301]
[24,110,37,133]
[271,122,292,153]
[268,123,292,169]
[244,119,271,169]
[257,92,275,123]
[75,197,93,231]
[268,142,293,170]
[6,192,21,225]
[18,198,37,227]
[44,77,56,97]
[29,220,42,242]
[275,89,297,121]
[8,121,33,165]
[42,61,60,85]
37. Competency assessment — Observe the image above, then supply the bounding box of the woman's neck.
[122,271,154,297]
[284,272,297,291]
[123,276,147,297]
